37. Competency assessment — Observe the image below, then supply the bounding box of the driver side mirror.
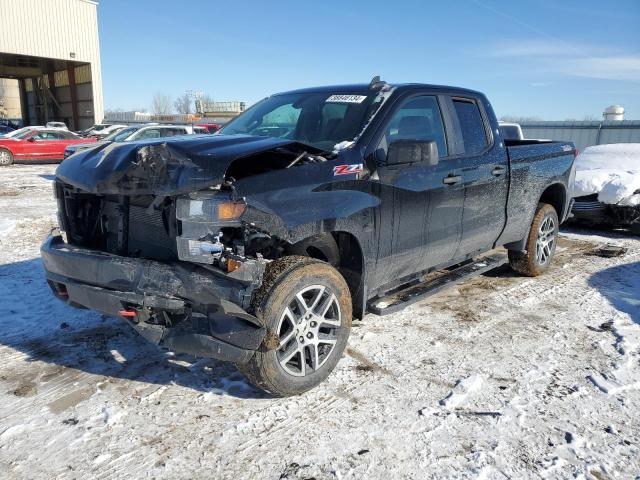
[28,136,36,142]
[387,139,439,166]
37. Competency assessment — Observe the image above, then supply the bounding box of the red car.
[195,123,222,133]
[0,129,96,166]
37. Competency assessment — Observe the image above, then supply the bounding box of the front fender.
[242,184,379,244]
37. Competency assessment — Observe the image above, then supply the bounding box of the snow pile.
[573,143,640,205]
[0,219,16,237]
[439,374,484,409]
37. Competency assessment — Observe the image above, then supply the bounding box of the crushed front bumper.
[570,195,640,227]
[41,234,267,363]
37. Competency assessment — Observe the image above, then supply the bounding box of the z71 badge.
[333,164,364,176]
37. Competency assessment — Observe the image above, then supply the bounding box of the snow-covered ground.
[1,165,639,479]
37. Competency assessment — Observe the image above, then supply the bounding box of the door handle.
[492,166,506,176]
[443,174,462,185]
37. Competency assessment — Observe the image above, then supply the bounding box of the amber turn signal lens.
[227,258,242,272]
[217,202,246,221]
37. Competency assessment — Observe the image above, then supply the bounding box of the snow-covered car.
[88,124,127,140]
[571,144,640,233]
[45,122,69,130]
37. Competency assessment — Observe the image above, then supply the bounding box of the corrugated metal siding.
[521,121,640,150]
[0,0,103,124]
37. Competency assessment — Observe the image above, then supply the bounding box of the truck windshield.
[220,92,383,152]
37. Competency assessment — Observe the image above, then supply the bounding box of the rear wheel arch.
[539,183,567,220]
[505,183,566,252]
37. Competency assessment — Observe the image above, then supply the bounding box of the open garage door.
[0,52,96,131]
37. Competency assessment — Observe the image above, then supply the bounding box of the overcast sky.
[98,0,640,120]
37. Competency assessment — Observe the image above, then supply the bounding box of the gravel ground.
[1,165,639,480]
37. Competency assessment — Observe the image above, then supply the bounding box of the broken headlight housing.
[175,194,246,264]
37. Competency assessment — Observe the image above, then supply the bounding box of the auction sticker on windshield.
[326,95,368,104]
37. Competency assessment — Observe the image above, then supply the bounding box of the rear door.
[447,96,508,256]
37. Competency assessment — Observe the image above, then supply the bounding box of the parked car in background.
[44,80,577,396]
[45,121,68,130]
[64,124,195,158]
[196,122,222,133]
[571,143,640,234]
[498,122,524,140]
[0,125,15,135]
[0,128,96,165]
[77,123,111,136]
[88,124,127,140]
[1,126,45,138]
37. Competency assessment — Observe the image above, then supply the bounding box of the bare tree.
[174,93,193,114]
[152,93,173,115]
[197,94,215,114]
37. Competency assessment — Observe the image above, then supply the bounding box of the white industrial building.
[0,0,103,130]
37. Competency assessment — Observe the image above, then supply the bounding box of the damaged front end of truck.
[42,135,336,362]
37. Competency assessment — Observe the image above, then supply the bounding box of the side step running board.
[368,253,508,316]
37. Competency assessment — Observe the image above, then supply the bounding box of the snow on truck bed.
[1,165,639,479]
[573,143,640,206]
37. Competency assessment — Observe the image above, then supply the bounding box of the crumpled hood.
[56,135,309,195]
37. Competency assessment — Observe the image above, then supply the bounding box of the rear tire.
[509,203,559,277]
[0,148,13,166]
[237,256,352,397]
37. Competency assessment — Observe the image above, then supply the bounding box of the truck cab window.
[452,99,488,154]
[383,96,447,157]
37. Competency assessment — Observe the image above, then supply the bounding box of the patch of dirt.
[10,381,38,397]
[346,347,391,374]
[0,188,20,197]
[431,302,482,322]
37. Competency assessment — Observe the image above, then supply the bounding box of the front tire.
[0,148,13,166]
[237,256,352,397]
[509,203,559,277]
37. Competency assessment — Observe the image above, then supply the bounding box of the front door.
[371,94,464,289]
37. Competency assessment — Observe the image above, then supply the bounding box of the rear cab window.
[451,98,489,155]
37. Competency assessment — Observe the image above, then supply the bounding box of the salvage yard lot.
[1,165,639,479]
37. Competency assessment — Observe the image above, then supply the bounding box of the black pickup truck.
[42,79,576,396]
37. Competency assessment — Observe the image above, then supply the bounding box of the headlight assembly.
[175,194,246,264]
[176,195,246,224]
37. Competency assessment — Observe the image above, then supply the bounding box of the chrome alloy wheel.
[276,285,341,377]
[0,150,11,166]
[536,215,556,265]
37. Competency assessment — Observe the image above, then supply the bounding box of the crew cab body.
[0,128,95,162]
[42,82,576,379]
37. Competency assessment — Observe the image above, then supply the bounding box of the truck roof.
[277,82,484,98]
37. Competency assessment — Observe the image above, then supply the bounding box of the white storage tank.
[603,105,625,121]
